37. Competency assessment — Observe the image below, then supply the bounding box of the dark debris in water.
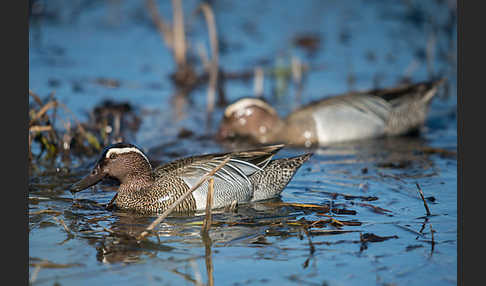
[359,232,399,252]
[293,33,321,55]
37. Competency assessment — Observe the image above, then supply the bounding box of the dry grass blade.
[29,125,53,133]
[52,216,73,236]
[265,202,329,209]
[29,209,62,216]
[355,202,392,214]
[416,183,431,216]
[137,156,231,241]
[316,213,345,227]
[202,177,215,233]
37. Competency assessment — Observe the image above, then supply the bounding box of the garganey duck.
[70,143,311,214]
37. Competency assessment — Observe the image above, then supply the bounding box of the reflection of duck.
[93,200,296,265]
[70,143,311,214]
[217,79,446,147]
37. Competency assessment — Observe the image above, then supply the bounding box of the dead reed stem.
[203,235,214,286]
[197,2,219,114]
[202,177,215,233]
[196,42,210,69]
[172,0,187,68]
[416,183,431,216]
[137,156,231,241]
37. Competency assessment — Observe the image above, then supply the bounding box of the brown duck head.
[217,98,284,144]
[70,143,153,194]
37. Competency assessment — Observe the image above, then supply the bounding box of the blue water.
[29,1,457,285]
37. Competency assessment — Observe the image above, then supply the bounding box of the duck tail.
[421,77,447,104]
[250,152,312,202]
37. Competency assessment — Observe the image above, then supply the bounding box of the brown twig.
[29,100,57,125]
[105,193,118,210]
[416,183,431,216]
[202,177,215,233]
[137,156,231,241]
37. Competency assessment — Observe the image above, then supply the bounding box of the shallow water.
[29,1,457,285]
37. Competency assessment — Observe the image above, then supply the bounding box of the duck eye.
[109,153,117,159]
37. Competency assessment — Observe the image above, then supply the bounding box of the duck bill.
[70,168,106,194]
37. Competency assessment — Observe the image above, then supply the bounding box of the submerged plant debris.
[29,1,457,286]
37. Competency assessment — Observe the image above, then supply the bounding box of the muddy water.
[29,1,457,285]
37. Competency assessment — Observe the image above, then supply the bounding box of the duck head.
[217,98,284,144]
[70,143,153,194]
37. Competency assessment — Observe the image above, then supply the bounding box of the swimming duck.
[217,79,446,147]
[70,143,311,214]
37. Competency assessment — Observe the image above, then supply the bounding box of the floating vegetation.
[29,90,142,165]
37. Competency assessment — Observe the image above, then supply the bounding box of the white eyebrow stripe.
[224,98,277,117]
[106,147,151,166]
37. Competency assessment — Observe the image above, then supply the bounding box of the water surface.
[29,1,457,285]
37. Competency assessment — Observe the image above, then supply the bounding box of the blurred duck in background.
[217,79,446,147]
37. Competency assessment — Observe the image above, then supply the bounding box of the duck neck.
[118,171,155,194]
[262,119,286,143]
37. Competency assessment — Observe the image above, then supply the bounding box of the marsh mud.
[29,1,457,285]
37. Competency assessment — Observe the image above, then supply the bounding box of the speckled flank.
[116,176,197,214]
